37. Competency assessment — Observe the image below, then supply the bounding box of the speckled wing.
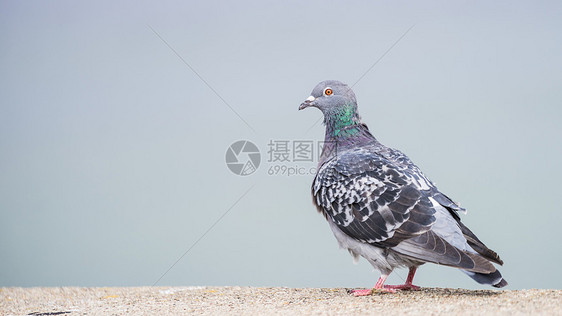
[382,147,467,217]
[312,147,436,248]
[312,147,497,272]
[381,148,503,267]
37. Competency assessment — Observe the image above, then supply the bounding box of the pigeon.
[299,80,507,295]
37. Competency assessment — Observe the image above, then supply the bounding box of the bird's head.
[299,80,357,112]
[299,80,361,131]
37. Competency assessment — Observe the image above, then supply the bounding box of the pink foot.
[384,283,421,291]
[372,287,397,294]
[350,287,397,296]
[382,267,421,291]
[350,289,373,296]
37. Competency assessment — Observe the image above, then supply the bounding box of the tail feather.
[394,230,509,288]
[459,222,504,265]
[463,269,508,288]
[393,231,496,273]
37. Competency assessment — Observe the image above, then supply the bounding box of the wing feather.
[312,145,504,271]
[313,148,435,247]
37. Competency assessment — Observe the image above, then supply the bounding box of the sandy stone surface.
[1,287,560,315]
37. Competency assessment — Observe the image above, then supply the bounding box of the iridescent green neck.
[325,104,361,138]
[319,105,377,165]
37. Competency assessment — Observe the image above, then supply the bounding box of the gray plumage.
[299,80,507,289]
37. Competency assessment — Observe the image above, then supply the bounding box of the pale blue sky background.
[1,1,561,289]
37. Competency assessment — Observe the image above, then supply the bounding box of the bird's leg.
[351,274,396,296]
[383,267,421,290]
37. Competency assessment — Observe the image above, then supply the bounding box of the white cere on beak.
[306,96,315,102]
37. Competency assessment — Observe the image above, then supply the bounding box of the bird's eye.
[324,88,333,96]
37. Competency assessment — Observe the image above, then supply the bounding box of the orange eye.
[324,88,333,96]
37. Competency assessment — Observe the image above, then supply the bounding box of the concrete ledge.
[2,287,560,315]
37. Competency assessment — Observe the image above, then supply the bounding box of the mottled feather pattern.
[313,145,442,245]
[312,143,504,277]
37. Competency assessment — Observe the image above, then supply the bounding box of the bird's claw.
[350,288,396,296]
[383,284,421,291]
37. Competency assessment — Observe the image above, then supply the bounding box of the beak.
[299,96,316,110]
